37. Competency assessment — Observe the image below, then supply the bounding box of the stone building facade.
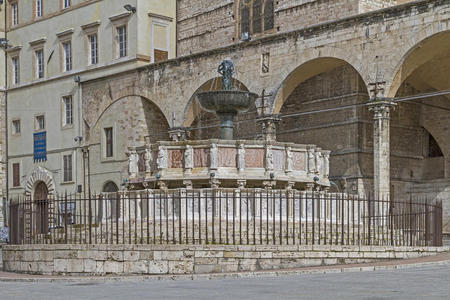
[4,0,450,236]
[6,0,176,210]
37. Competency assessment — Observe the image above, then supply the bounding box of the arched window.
[239,0,274,36]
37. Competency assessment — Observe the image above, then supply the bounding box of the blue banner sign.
[34,131,47,162]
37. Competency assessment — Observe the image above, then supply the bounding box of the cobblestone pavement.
[0,262,449,299]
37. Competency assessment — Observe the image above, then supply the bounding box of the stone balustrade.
[127,139,331,190]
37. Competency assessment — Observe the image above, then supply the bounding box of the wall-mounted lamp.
[124,4,136,13]
[0,38,9,49]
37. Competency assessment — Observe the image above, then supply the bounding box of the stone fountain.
[196,60,258,140]
[127,60,331,191]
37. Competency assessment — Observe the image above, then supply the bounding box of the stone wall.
[2,244,447,275]
[176,0,403,57]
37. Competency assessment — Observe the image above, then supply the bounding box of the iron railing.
[9,189,443,246]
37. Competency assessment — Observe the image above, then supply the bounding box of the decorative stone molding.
[237,180,246,189]
[25,167,56,196]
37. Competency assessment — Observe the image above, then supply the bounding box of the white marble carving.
[157,146,168,170]
[185,145,194,170]
[265,144,274,171]
[144,148,153,173]
[285,146,293,173]
[128,149,139,178]
[237,143,246,171]
[324,152,330,178]
[210,143,219,170]
[308,148,316,174]
[315,151,323,175]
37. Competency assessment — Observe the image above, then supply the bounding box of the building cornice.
[29,38,47,47]
[56,28,74,38]
[81,20,101,31]
[148,13,173,22]
[109,12,132,23]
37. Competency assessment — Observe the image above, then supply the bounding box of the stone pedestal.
[368,99,396,200]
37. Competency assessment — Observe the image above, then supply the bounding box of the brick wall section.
[2,244,447,275]
[176,0,403,56]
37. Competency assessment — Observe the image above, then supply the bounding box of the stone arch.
[24,167,56,197]
[90,92,171,131]
[182,77,250,128]
[102,181,119,193]
[272,55,368,114]
[386,30,450,98]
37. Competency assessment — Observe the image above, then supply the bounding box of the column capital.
[367,98,396,120]
[168,127,190,141]
[257,114,280,142]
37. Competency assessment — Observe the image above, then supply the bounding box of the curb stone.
[0,257,449,283]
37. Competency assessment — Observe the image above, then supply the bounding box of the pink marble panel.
[194,148,210,168]
[292,151,306,171]
[245,148,264,168]
[273,150,285,171]
[169,150,183,168]
[219,148,237,168]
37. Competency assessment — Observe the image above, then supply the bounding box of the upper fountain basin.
[197,90,259,114]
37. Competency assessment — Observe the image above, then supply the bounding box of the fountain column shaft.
[219,113,235,140]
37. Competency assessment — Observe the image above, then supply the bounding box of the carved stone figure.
[265,144,274,171]
[237,143,246,171]
[308,148,316,174]
[128,149,139,178]
[217,60,235,90]
[210,143,219,170]
[285,146,293,173]
[157,146,168,169]
[315,151,323,175]
[144,148,152,172]
[185,145,194,170]
[324,152,330,178]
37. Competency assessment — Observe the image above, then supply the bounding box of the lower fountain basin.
[196,90,259,114]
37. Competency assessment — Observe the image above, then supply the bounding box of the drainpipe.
[4,0,8,228]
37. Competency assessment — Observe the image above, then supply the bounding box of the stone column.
[368,99,396,199]
[257,115,280,142]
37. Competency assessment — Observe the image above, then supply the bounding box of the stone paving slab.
[0,250,449,283]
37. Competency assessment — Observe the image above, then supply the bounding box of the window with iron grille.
[63,96,73,126]
[89,33,98,65]
[36,0,43,18]
[105,127,113,158]
[12,120,21,135]
[63,154,73,182]
[12,56,20,84]
[35,115,45,131]
[11,2,18,26]
[63,41,72,72]
[35,49,44,79]
[117,25,127,58]
[239,0,274,36]
[12,163,20,187]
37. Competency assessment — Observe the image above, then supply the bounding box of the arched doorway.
[34,181,49,234]
[103,181,120,220]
